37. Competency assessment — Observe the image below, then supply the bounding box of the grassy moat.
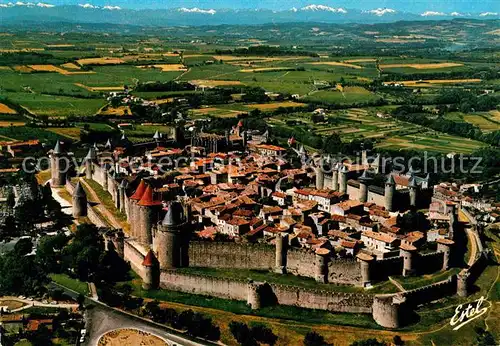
[176,267,366,293]
[117,270,381,329]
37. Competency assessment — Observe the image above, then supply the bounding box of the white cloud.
[420,11,446,16]
[178,7,216,15]
[479,12,498,16]
[290,7,297,12]
[37,2,54,7]
[78,3,98,8]
[450,12,463,16]
[15,1,35,6]
[300,4,347,13]
[366,8,396,16]
[102,5,121,10]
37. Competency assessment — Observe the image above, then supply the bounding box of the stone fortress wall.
[159,271,373,313]
[188,241,275,270]
[55,155,488,329]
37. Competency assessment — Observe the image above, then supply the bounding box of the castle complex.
[50,126,488,329]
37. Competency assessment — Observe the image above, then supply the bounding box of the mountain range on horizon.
[0,3,499,27]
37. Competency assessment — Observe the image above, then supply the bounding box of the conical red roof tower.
[138,185,162,207]
[142,249,158,267]
[130,180,147,200]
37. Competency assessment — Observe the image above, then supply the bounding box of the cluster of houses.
[93,127,461,261]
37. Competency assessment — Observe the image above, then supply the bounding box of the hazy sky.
[36,0,499,13]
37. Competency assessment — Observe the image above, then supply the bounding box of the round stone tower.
[357,253,374,287]
[408,176,418,208]
[314,248,330,283]
[400,244,417,277]
[372,294,406,329]
[338,164,349,194]
[384,174,396,212]
[331,163,339,191]
[247,280,263,310]
[118,179,128,214]
[274,233,288,274]
[457,271,470,297]
[84,147,96,180]
[437,238,455,271]
[72,181,88,218]
[101,163,109,191]
[448,206,458,240]
[137,185,162,244]
[242,131,248,151]
[358,169,372,203]
[155,201,188,270]
[142,249,159,290]
[128,180,147,238]
[314,163,324,190]
[50,140,67,187]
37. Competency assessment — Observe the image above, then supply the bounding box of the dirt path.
[174,68,190,81]
[79,178,122,230]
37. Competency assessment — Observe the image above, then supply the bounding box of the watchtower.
[358,169,372,203]
[50,140,67,187]
[384,174,396,212]
[72,181,88,218]
[338,165,349,194]
[155,201,188,270]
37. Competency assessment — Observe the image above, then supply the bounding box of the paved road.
[2,295,78,313]
[48,181,73,216]
[49,283,207,346]
[84,303,207,346]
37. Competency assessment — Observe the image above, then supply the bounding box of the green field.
[49,273,89,295]
[304,87,381,104]
[376,132,486,154]
[1,92,106,117]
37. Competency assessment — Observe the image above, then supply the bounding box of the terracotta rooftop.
[437,238,455,246]
[315,248,331,256]
[26,319,53,332]
[336,200,363,211]
[341,240,357,249]
[255,144,286,151]
[399,243,417,251]
[362,230,397,243]
[357,253,374,261]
